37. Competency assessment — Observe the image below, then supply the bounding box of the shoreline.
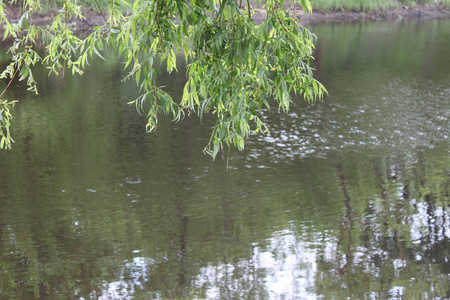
[2,5,450,32]
[300,6,450,24]
[249,5,450,25]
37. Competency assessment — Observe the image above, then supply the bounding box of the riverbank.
[299,5,450,24]
[250,2,450,25]
[2,3,450,31]
[284,0,449,24]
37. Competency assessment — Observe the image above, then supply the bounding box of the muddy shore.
[298,6,450,24]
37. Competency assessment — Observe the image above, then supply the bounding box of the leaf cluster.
[0,0,326,158]
[0,99,16,149]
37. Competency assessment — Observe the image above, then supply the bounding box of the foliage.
[0,0,326,157]
[0,99,16,149]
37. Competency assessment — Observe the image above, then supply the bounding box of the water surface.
[0,19,449,299]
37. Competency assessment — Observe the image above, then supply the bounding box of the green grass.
[311,0,397,12]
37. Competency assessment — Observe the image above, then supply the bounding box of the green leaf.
[92,46,105,60]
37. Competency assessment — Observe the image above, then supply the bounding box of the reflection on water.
[0,19,449,299]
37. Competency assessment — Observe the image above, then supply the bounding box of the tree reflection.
[314,148,449,299]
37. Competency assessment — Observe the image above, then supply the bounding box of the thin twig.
[155,0,163,46]
[277,14,289,32]
[155,0,161,26]
[217,0,224,23]
[63,8,69,78]
[0,68,19,99]
[94,0,107,22]
[226,143,231,171]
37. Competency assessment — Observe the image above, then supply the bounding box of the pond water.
[0,19,449,299]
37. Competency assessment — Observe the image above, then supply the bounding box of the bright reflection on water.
[0,19,449,299]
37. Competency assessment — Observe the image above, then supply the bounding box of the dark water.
[0,19,449,299]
